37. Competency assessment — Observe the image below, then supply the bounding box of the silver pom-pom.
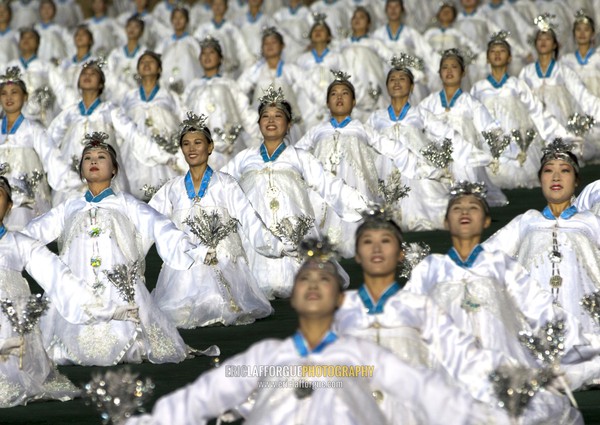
[378,169,410,205]
[213,125,243,154]
[581,291,600,327]
[420,138,453,169]
[399,242,430,279]
[368,83,382,102]
[151,133,179,154]
[183,210,238,265]
[0,162,10,176]
[11,170,43,201]
[273,215,315,248]
[566,113,596,137]
[482,130,511,174]
[449,181,487,200]
[104,261,141,305]
[83,368,154,425]
[32,85,55,110]
[518,320,566,366]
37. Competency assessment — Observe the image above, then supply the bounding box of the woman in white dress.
[22,135,218,366]
[183,37,261,170]
[0,67,79,230]
[149,112,289,328]
[561,11,600,98]
[222,87,368,298]
[125,241,512,425]
[0,3,19,69]
[33,0,69,64]
[416,49,507,206]
[470,32,571,190]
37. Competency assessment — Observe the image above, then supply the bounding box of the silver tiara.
[360,203,399,224]
[312,12,328,25]
[262,26,281,38]
[299,236,340,264]
[178,111,209,136]
[574,9,592,25]
[449,181,487,200]
[390,53,424,71]
[199,35,221,50]
[0,66,23,85]
[82,57,107,70]
[441,47,474,65]
[258,84,286,105]
[489,30,510,44]
[534,13,558,33]
[330,69,351,82]
[83,132,111,150]
[542,138,573,157]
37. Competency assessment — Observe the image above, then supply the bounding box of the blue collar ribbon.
[92,15,106,23]
[386,24,404,41]
[140,84,159,102]
[293,330,338,357]
[0,28,10,36]
[202,73,222,80]
[1,114,24,135]
[576,48,595,65]
[440,88,462,109]
[489,2,502,9]
[78,98,101,116]
[288,4,301,14]
[0,225,6,240]
[387,103,410,122]
[172,32,189,41]
[311,48,329,64]
[184,167,213,200]
[330,116,351,128]
[541,204,578,220]
[351,34,368,42]
[247,11,263,23]
[19,55,37,69]
[72,52,91,63]
[85,187,115,203]
[124,44,140,58]
[486,73,509,88]
[358,282,401,314]
[275,60,284,78]
[260,142,286,162]
[212,19,225,29]
[535,59,556,79]
[448,245,483,268]
[165,0,174,11]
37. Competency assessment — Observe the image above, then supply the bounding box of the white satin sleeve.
[482,213,524,256]
[230,80,261,143]
[562,65,600,117]
[236,62,261,98]
[297,149,368,221]
[21,201,67,243]
[47,106,73,147]
[575,180,600,212]
[147,179,174,218]
[293,126,317,152]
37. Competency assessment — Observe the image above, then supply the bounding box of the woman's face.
[262,35,283,59]
[439,57,464,87]
[437,5,456,26]
[171,10,188,32]
[259,106,290,142]
[81,148,115,184]
[385,1,403,22]
[327,84,355,117]
[200,46,221,71]
[126,20,144,40]
[535,31,557,56]
[351,9,370,34]
[0,84,26,115]
[355,229,404,279]
[386,70,412,99]
[91,0,106,15]
[0,187,11,223]
[445,195,490,239]
[310,24,331,45]
[74,28,92,48]
[0,5,11,25]
[212,0,227,17]
[19,31,39,55]
[574,22,594,46]
[137,54,160,78]
[78,67,102,92]
[540,159,577,205]
[180,131,213,167]
[290,266,343,318]
[39,2,55,22]
[487,44,511,67]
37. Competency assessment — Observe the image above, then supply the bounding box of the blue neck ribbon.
[350,34,368,42]
[535,59,556,79]
[202,73,222,80]
[0,28,10,36]
[19,55,37,69]
[448,245,483,268]
[386,24,404,41]
[358,282,401,314]
[293,330,338,357]
[184,167,213,200]
[576,48,595,65]
[260,142,286,162]
[212,19,225,29]
[247,11,263,23]
[289,4,301,14]
[541,204,577,220]
[311,48,329,64]
[124,44,140,58]
[73,52,91,64]
[140,84,159,102]
[330,116,351,128]
[387,103,410,122]
[78,98,101,116]
[92,15,106,23]
[1,114,24,135]
[486,73,509,89]
[275,60,284,78]
[85,187,115,203]
[172,32,189,40]
[439,88,462,109]
[0,225,6,240]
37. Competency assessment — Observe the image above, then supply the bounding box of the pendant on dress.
[206,102,216,113]
[549,275,563,288]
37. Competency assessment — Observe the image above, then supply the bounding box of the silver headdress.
[297,236,343,285]
[82,57,107,70]
[177,111,211,141]
[534,13,558,33]
[330,69,351,82]
[489,30,511,47]
[83,131,111,151]
[258,84,286,106]
[390,53,425,72]
[449,181,488,200]
[357,203,404,244]
[441,47,474,66]
[262,26,282,39]
[199,35,222,55]
[574,9,592,25]
[312,12,328,26]
[540,139,579,173]
[0,67,23,86]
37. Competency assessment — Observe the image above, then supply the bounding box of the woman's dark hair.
[535,29,560,58]
[257,100,293,123]
[79,143,119,180]
[126,15,146,34]
[171,6,189,23]
[137,50,162,79]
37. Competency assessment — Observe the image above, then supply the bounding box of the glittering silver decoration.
[258,84,286,105]
[151,133,179,154]
[312,12,328,26]
[0,162,10,176]
[482,130,511,174]
[378,169,410,205]
[299,235,339,263]
[330,69,351,82]
[83,368,154,425]
[518,320,566,366]
[82,56,107,70]
[11,170,43,200]
[273,215,315,248]
[71,155,80,173]
[360,203,398,224]
[489,30,511,45]
[399,242,430,279]
[574,9,592,25]
[103,261,140,305]
[368,83,382,102]
[533,13,558,33]
[509,129,536,166]
[83,131,111,150]
[0,66,22,85]
[294,381,314,399]
[420,138,453,169]
[32,85,55,110]
[183,210,238,265]
[580,291,600,328]
[390,53,425,71]
[566,113,596,137]
[441,47,475,65]
[489,364,557,420]
[213,125,243,154]
[449,180,488,200]
[140,180,166,199]
[167,77,184,95]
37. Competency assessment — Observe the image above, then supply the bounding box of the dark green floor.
[4,168,600,424]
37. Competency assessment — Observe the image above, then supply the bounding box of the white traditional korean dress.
[105,43,148,104]
[0,114,79,230]
[126,331,516,425]
[22,188,217,366]
[149,169,281,328]
[222,142,367,298]
[156,33,202,96]
[561,48,600,98]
